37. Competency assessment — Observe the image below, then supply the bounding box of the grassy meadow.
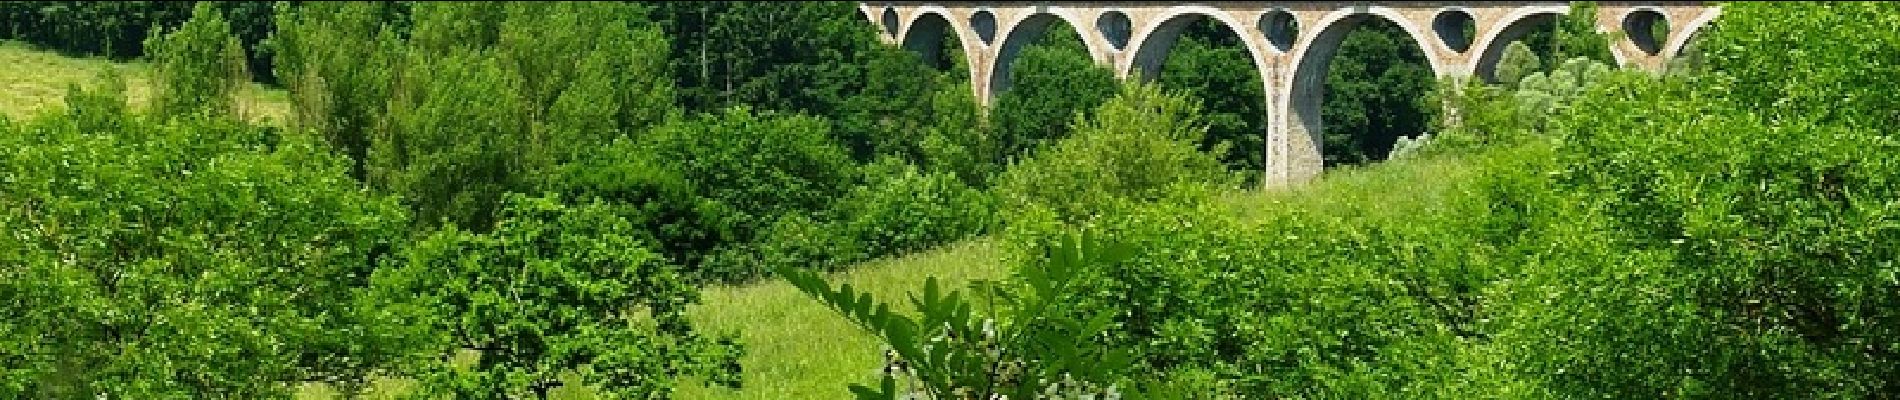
[0,40,288,124]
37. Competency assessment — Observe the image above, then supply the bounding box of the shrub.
[833,159,995,262]
[374,194,742,398]
[542,138,731,276]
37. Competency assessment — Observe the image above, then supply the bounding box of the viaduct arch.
[863,2,1719,187]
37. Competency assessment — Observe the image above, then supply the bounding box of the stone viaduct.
[859,2,1719,186]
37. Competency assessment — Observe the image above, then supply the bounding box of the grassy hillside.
[0,40,288,124]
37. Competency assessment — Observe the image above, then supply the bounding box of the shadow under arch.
[900,10,969,71]
[1123,8,1271,82]
[1286,10,1442,170]
[1470,10,1565,82]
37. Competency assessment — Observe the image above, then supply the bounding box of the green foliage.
[837,46,984,167]
[995,82,1233,224]
[1699,1,1900,130]
[642,107,858,280]
[374,48,525,231]
[271,1,405,180]
[751,158,994,281]
[649,2,883,117]
[375,194,742,398]
[911,83,997,186]
[825,159,995,266]
[541,138,720,280]
[778,233,1153,399]
[1551,1,1616,66]
[278,2,677,229]
[0,82,408,397]
[144,2,248,120]
[988,24,1121,162]
[1512,57,1613,119]
[1494,41,1541,87]
[1321,19,1436,167]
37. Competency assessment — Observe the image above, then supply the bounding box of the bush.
[542,138,730,276]
[751,159,993,277]
[835,160,995,260]
[374,194,741,398]
[994,82,1234,225]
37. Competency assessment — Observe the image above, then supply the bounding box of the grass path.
[677,238,1009,399]
[0,40,288,124]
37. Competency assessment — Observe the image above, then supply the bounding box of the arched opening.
[1475,4,1620,83]
[971,10,998,45]
[1624,9,1669,56]
[988,14,1095,96]
[1434,9,1476,53]
[1098,11,1133,51]
[881,8,900,37]
[1129,14,1271,182]
[1290,14,1439,170]
[988,14,1119,160]
[1473,12,1562,83]
[901,12,965,71]
[1260,10,1298,53]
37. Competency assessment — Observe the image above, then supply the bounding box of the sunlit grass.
[0,40,289,124]
[676,238,1008,400]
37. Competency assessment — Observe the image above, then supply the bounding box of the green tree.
[648,2,882,117]
[271,1,405,180]
[1552,1,1615,66]
[373,48,525,231]
[641,107,859,280]
[1494,41,1542,87]
[144,2,248,120]
[280,2,677,230]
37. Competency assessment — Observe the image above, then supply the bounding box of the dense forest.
[3,1,1898,399]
